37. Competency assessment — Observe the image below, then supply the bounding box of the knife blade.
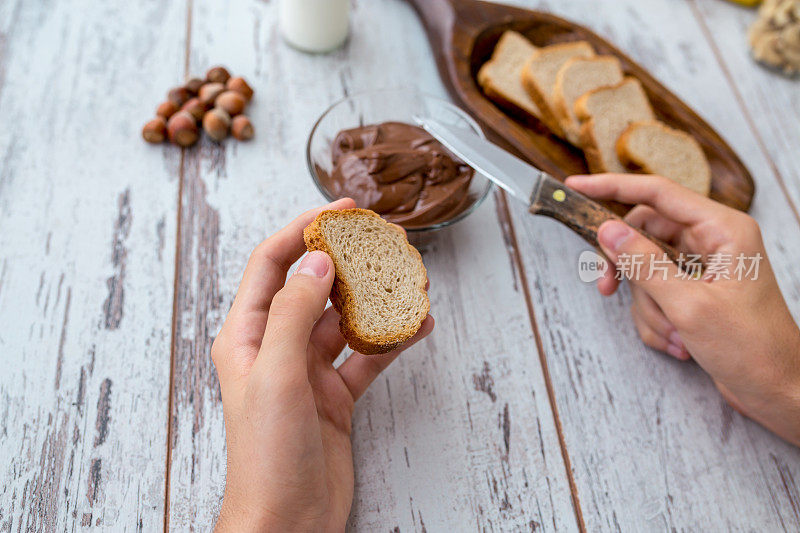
[415,116,682,266]
[415,116,546,204]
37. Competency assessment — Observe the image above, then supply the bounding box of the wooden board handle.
[406,0,456,19]
[406,0,486,44]
[530,175,682,265]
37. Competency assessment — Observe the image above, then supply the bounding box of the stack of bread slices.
[477,31,711,196]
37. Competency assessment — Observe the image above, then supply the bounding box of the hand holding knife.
[415,116,682,266]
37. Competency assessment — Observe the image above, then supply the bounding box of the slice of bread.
[574,77,655,173]
[477,31,542,121]
[521,41,595,137]
[617,121,712,196]
[304,209,430,355]
[552,56,624,145]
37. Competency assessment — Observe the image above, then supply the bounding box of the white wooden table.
[2,0,799,530]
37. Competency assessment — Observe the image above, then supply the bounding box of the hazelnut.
[184,77,204,94]
[167,86,191,107]
[202,108,231,141]
[167,111,199,147]
[156,101,179,120]
[226,76,254,101]
[231,115,254,141]
[198,82,225,106]
[181,97,207,121]
[142,117,167,143]
[215,90,246,116]
[206,66,231,84]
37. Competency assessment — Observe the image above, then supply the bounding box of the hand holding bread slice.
[304,209,430,355]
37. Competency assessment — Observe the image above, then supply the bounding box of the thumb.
[597,220,684,304]
[254,251,334,376]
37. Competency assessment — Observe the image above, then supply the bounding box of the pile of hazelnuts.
[142,66,254,147]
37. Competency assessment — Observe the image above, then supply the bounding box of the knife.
[416,116,681,264]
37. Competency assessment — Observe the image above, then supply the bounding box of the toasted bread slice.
[521,41,595,137]
[304,209,430,355]
[574,77,655,173]
[552,56,624,145]
[617,121,712,196]
[477,31,542,121]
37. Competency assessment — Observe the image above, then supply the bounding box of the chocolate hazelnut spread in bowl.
[307,90,492,232]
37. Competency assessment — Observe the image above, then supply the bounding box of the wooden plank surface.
[2,0,799,530]
[688,0,800,224]
[167,0,578,530]
[0,0,186,530]
[501,0,800,530]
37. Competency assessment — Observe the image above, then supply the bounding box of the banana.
[725,0,762,6]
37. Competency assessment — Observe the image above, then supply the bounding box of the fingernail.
[666,344,684,359]
[565,175,590,186]
[668,331,684,349]
[598,221,632,253]
[296,251,330,278]
[667,344,691,360]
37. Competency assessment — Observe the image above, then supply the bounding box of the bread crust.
[551,59,582,145]
[573,77,654,174]
[573,84,609,172]
[303,208,430,355]
[576,118,607,173]
[615,122,646,170]
[477,32,542,123]
[552,56,623,146]
[479,80,541,123]
[615,120,691,169]
[521,57,566,137]
[616,120,712,196]
[520,41,596,138]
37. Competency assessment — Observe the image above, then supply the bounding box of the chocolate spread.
[318,122,475,228]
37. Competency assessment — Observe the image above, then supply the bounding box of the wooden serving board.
[407,0,755,212]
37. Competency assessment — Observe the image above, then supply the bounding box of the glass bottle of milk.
[279,0,350,53]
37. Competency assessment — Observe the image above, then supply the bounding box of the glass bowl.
[306,89,493,232]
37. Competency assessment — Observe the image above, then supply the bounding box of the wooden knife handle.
[529,174,683,265]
